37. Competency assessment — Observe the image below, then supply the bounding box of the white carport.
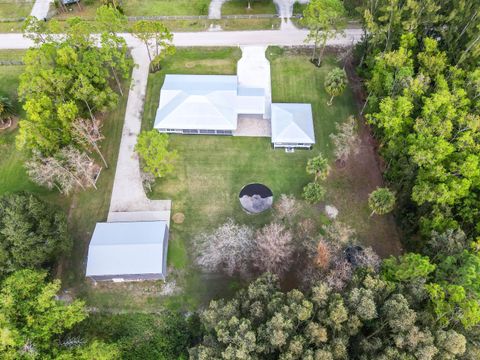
[85,221,169,282]
[271,103,315,149]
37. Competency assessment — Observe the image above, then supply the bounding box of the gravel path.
[30,0,52,19]
[208,0,227,19]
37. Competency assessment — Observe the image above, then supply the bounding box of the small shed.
[85,221,169,282]
[271,103,315,149]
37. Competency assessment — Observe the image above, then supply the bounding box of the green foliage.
[324,67,347,105]
[368,187,395,216]
[135,130,178,178]
[0,193,71,277]
[191,272,470,359]
[360,3,480,236]
[306,153,330,181]
[382,253,436,282]
[131,20,175,72]
[302,0,346,66]
[17,14,131,159]
[303,182,326,203]
[0,95,14,123]
[0,270,87,358]
[76,312,200,360]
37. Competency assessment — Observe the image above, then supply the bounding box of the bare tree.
[25,147,100,195]
[60,146,100,190]
[326,259,353,290]
[195,219,255,277]
[254,222,294,277]
[352,246,381,271]
[72,117,108,168]
[274,194,301,223]
[314,239,332,270]
[324,221,356,247]
[329,116,359,164]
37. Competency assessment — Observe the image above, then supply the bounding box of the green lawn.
[54,0,209,19]
[0,1,33,19]
[222,0,277,15]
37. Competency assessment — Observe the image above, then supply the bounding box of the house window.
[182,129,199,134]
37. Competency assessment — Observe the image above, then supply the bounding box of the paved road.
[30,0,52,20]
[0,28,362,50]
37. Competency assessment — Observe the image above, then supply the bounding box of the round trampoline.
[239,183,273,214]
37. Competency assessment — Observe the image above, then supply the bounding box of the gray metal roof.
[271,103,315,144]
[154,75,239,131]
[85,221,168,277]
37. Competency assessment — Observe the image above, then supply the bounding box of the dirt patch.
[324,58,403,258]
[173,212,185,224]
[0,117,18,133]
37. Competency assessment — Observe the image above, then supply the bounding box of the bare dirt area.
[326,122,403,257]
[324,56,403,258]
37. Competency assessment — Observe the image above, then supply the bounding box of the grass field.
[0,1,33,19]
[138,47,375,310]
[222,0,277,15]
[54,0,209,19]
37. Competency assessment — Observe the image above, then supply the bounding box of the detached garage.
[85,221,169,282]
[271,103,315,149]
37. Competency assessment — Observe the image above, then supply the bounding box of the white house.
[271,103,315,149]
[153,49,316,149]
[154,74,265,135]
[85,221,169,282]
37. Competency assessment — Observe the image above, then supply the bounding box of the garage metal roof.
[271,103,315,144]
[85,221,168,277]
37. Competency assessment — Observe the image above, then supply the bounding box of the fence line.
[0,60,24,65]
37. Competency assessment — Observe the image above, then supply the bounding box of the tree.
[195,219,255,277]
[368,187,395,216]
[0,193,71,277]
[0,95,14,128]
[191,272,469,359]
[303,182,326,203]
[0,270,86,358]
[76,312,200,360]
[72,117,108,168]
[302,0,346,66]
[25,147,100,195]
[131,21,175,72]
[274,194,301,223]
[306,153,330,181]
[329,115,359,163]
[254,223,294,276]
[324,67,348,105]
[135,131,177,178]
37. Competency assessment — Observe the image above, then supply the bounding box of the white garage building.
[271,103,315,149]
[85,221,169,282]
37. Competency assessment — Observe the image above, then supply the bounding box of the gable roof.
[271,103,315,144]
[154,75,238,131]
[85,221,168,277]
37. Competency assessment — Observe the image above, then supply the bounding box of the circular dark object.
[345,245,364,266]
[239,183,273,214]
[239,183,273,198]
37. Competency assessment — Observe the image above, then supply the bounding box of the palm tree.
[324,67,347,106]
[368,187,396,216]
[0,95,14,128]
